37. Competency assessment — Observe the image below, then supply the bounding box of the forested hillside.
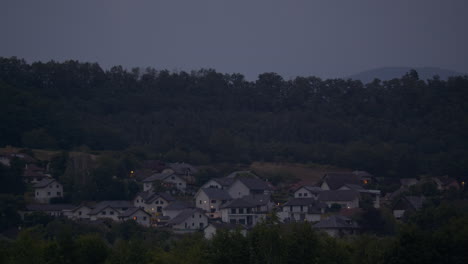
[1,57,468,179]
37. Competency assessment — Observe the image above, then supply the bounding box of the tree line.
[1,57,468,179]
[0,201,467,264]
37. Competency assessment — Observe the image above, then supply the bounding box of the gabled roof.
[142,171,176,182]
[119,207,151,218]
[238,178,270,191]
[200,188,232,200]
[318,190,359,202]
[164,201,195,211]
[404,196,425,210]
[341,184,365,191]
[314,215,360,229]
[135,191,176,203]
[33,178,57,188]
[296,185,323,194]
[212,177,236,187]
[23,170,48,178]
[167,208,205,225]
[89,201,134,215]
[322,173,362,190]
[168,162,198,175]
[24,204,75,212]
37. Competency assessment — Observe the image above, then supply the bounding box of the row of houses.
[19,156,462,238]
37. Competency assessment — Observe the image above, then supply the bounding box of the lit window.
[133,216,137,220]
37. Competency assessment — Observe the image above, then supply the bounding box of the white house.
[201,177,235,189]
[133,191,175,214]
[227,178,271,199]
[33,179,63,203]
[66,204,93,220]
[142,171,187,192]
[195,188,232,218]
[118,207,151,227]
[320,173,362,190]
[162,201,195,219]
[166,208,208,232]
[281,198,325,222]
[317,190,360,209]
[293,186,323,199]
[220,194,272,227]
[88,201,134,221]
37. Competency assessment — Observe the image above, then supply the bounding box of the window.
[230,219,236,224]
[298,193,302,197]
[160,201,164,204]
[143,216,147,220]
[192,222,194,226]
[171,176,175,180]
[239,208,244,214]
[304,193,308,197]
[199,223,204,228]
[155,200,159,204]
[57,192,61,196]
[110,211,114,215]
[178,182,182,185]
[47,192,51,196]
[157,207,162,212]
[133,216,137,220]
[300,205,304,212]
[36,192,39,196]
[210,208,216,213]
[239,219,246,224]
[192,214,195,218]
[78,211,82,215]
[199,214,202,218]
[231,208,236,214]
[102,211,106,215]
[211,200,216,203]
[56,185,59,188]
[199,200,202,204]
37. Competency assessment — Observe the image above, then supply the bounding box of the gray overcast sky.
[1,0,467,80]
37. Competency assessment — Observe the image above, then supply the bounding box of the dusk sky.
[1,0,467,80]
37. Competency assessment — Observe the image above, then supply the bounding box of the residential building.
[195,188,232,218]
[33,179,63,203]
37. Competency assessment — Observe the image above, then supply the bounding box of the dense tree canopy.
[1,57,468,179]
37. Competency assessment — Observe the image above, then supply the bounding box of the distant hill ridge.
[348,67,465,84]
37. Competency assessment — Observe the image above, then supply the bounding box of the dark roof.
[221,198,256,209]
[318,190,359,202]
[119,207,151,218]
[167,208,205,225]
[322,173,362,190]
[238,178,270,191]
[200,188,232,200]
[25,204,75,212]
[141,160,166,171]
[314,215,360,229]
[404,196,425,210]
[135,191,175,203]
[213,177,236,187]
[168,162,198,175]
[221,194,270,209]
[142,171,175,182]
[23,170,48,178]
[33,178,57,188]
[341,184,365,191]
[89,201,134,215]
[164,201,195,211]
[284,198,318,206]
